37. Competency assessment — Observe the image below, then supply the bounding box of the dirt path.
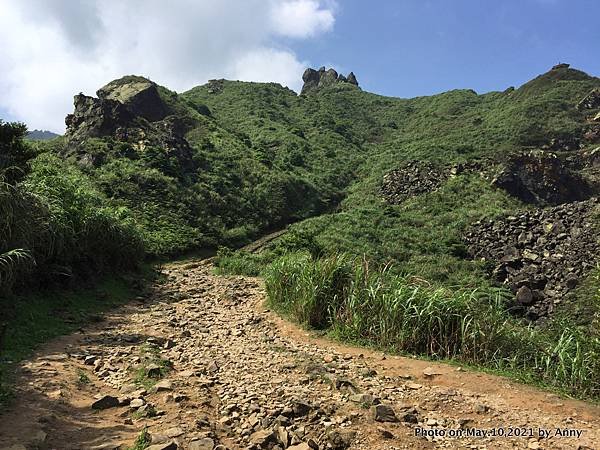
[0,260,598,450]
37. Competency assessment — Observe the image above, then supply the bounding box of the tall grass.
[0,153,144,294]
[265,253,600,399]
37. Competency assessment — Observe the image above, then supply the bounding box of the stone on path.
[249,429,275,447]
[91,395,120,410]
[372,404,397,422]
[288,444,311,450]
[154,380,173,392]
[147,442,178,450]
[189,438,215,450]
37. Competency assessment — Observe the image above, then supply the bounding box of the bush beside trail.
[0,121,144,296]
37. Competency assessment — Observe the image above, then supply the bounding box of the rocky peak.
[65,76,172,140]
[97,76,170,122]
[64,76,196,174]
[300,67,359,95]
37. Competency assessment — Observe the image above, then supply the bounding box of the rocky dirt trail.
[1,260,599,450]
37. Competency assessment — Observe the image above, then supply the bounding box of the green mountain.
[2,64,600,399]
[3,65,599,299]
[26,130,60,141]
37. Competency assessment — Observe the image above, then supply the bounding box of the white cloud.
[231,48,307,89]
[270,0,335,38]
[0,0,336,132]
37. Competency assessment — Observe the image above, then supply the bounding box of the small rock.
[154,380,173,392]
[92,395,120,410]
[372,404,397,423]
[292,400,312,417]
[146,364,162,378]
[130,398,145,408]
[328,430,356,449]
[207,360,219,373]
[189,438,215,450]
[146,442,178,450]
[377,427,394,439]
[516,286,534,305]
[349,393,377,405]
[288,444,311,450]
[422,367,442,377]
[249,429,275,447]
[164,427,184,438]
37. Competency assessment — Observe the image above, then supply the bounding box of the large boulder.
[97,76,170,122]
[65,94,132,139]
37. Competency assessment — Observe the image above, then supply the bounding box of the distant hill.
[26,129,60,140]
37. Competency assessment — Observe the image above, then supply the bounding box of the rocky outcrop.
[65,93,132,140]
[381,162,448,204]
[491,151,594,206]
[301,67,359,95]
[97,76,170,122]
[381,161,477,204]
[65,76,171,140]
[64,76,196,174]
[576,89,600,110]
[465,198,600,320]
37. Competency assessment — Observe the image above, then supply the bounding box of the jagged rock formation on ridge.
[301,67,359,95]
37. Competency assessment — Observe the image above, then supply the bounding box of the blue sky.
[292,0,600,97]
[1,0,598,131]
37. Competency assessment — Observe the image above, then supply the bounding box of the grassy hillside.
[2,65,600,398]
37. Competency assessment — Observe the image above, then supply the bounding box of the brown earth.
[0,259,598,450]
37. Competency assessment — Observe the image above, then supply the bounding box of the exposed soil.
[0,260,599,450]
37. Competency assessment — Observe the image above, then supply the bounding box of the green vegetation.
[133,344,173,390]
[0,121,144,295]
[265,253,600,399]
[76,369,91,386]
[1,64,599,401]
[127,427,150,450]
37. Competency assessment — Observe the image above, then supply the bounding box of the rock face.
[64,76,196,174]
[301,67,359,95]
[465,198,600,320]
[66,76,171,139]
[65,93,132,140]
[576,88,600,110]
[491,151,594,206]
[97,77,170,122]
